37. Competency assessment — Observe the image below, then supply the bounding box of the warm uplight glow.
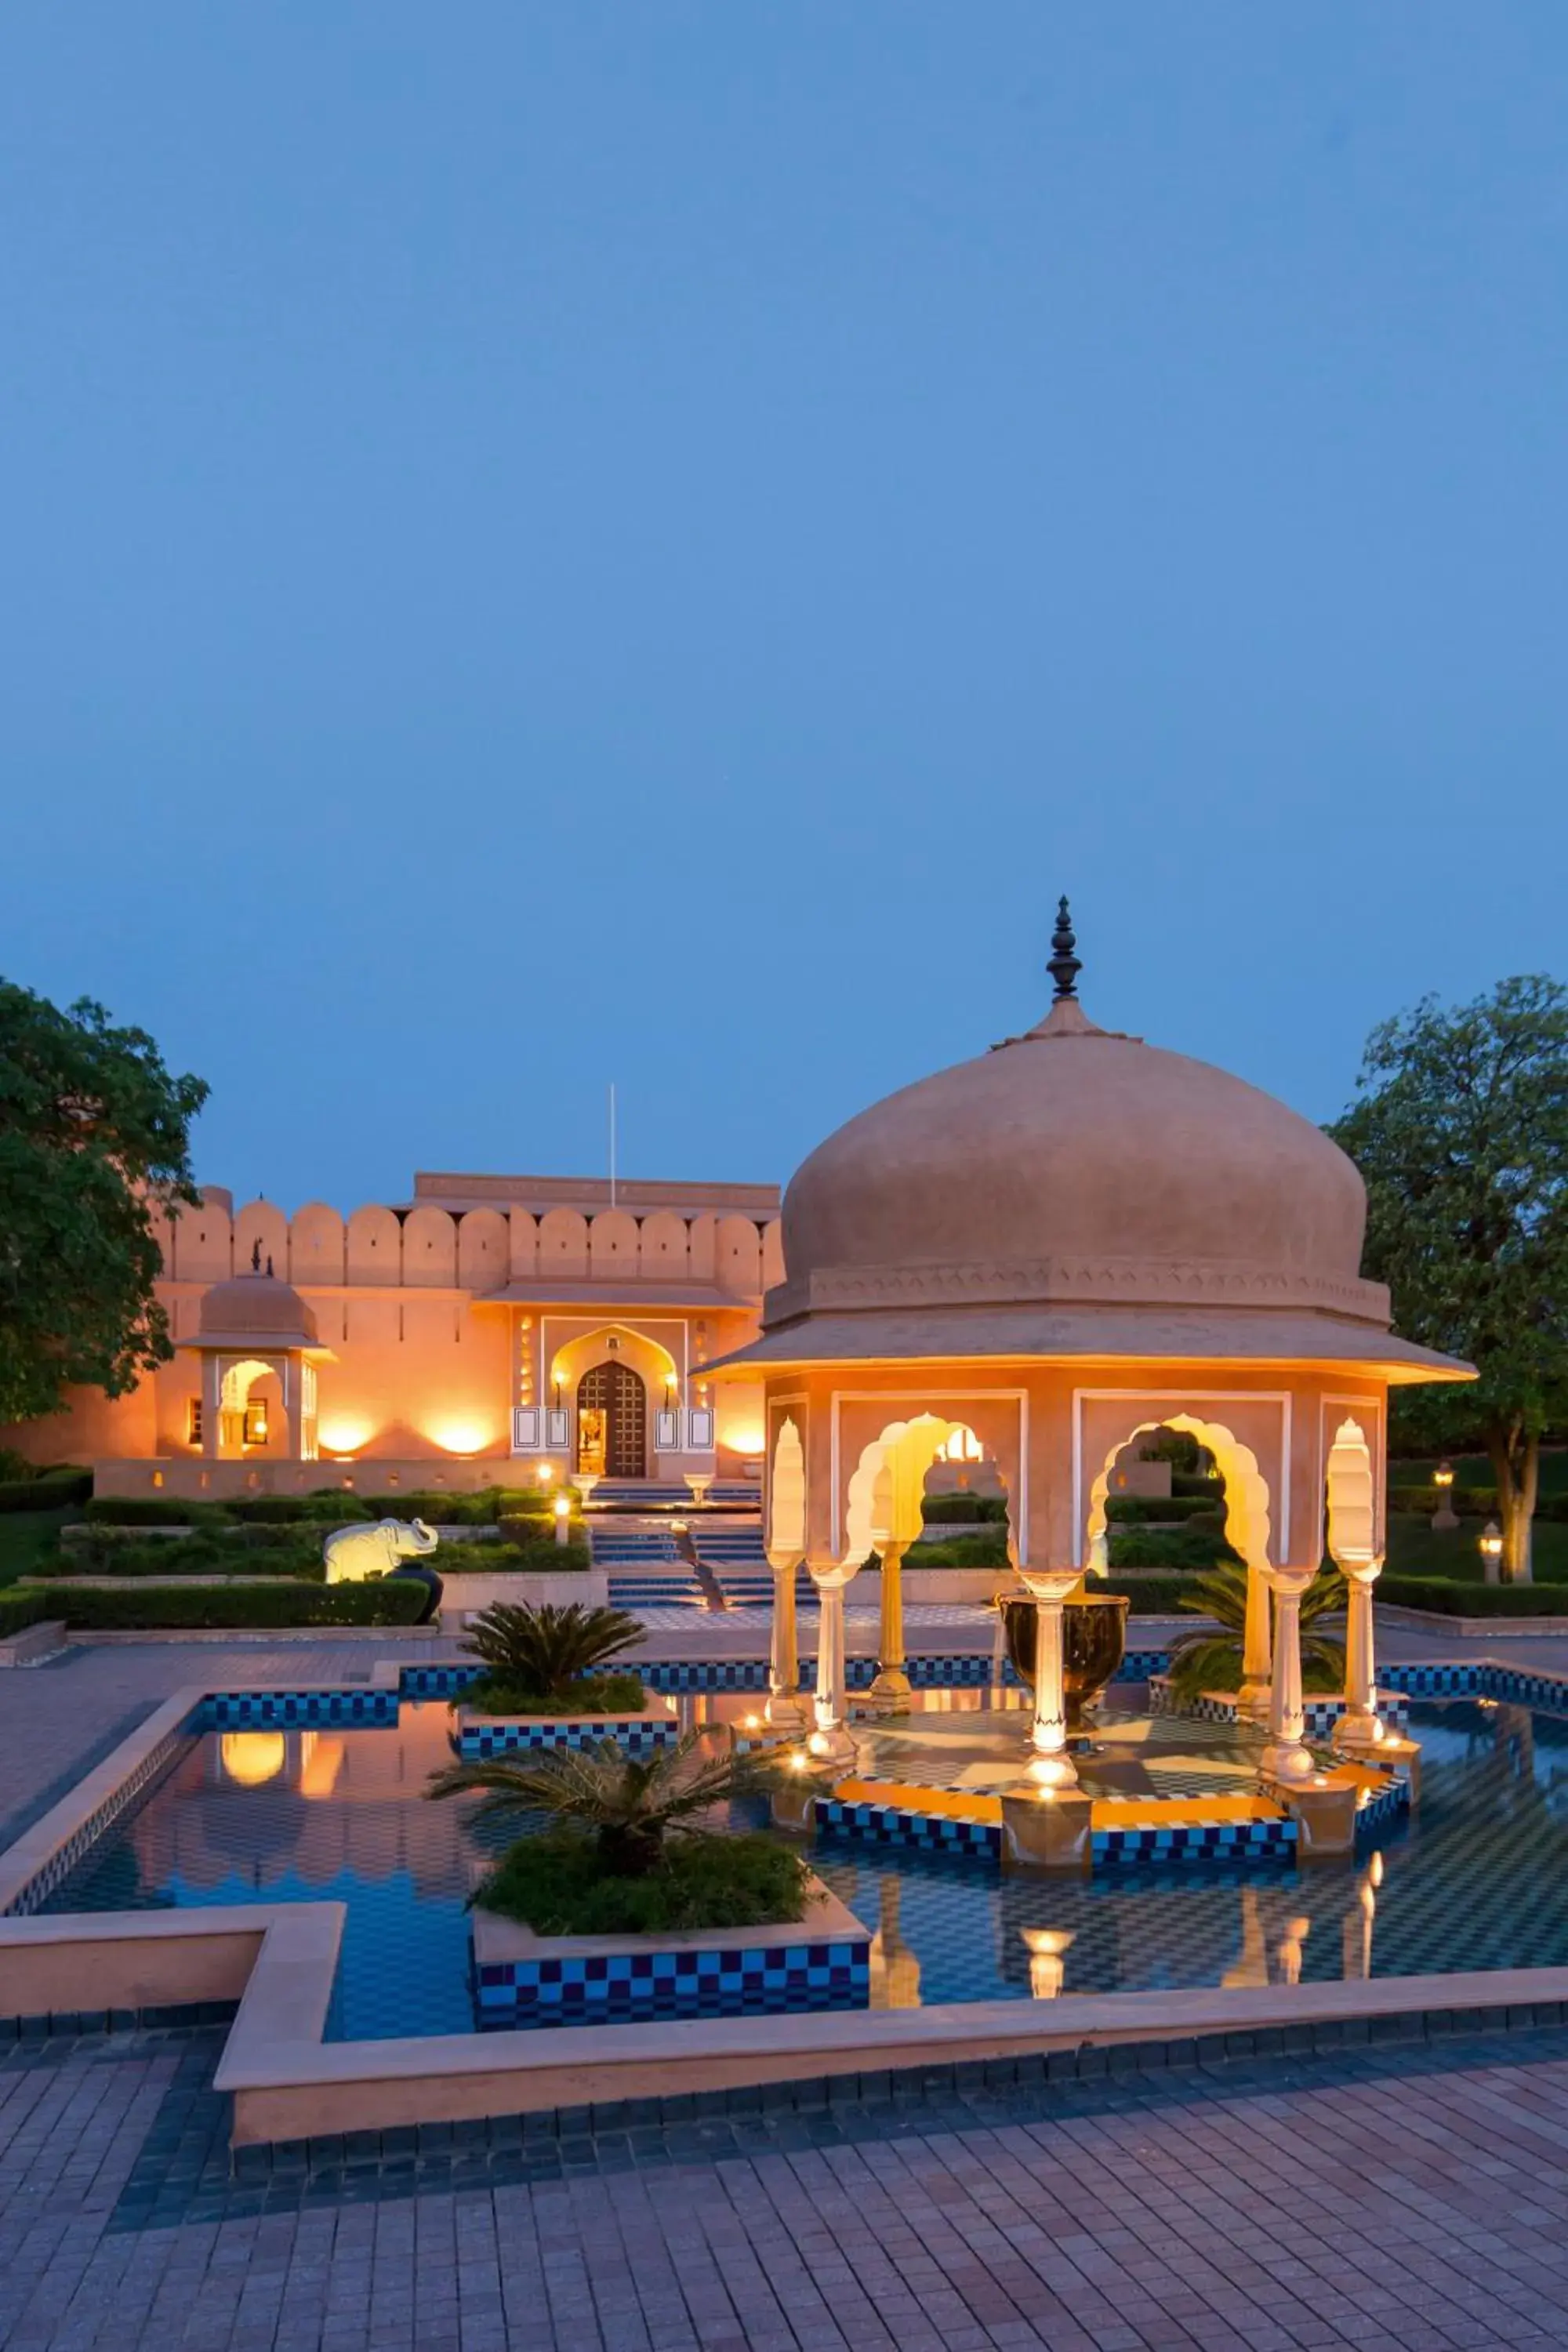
[553,1494,571,1520]
[789,1751,809,1772]
[220,1731,286,1788]
[1433,1461,1455,1490]
[428,1420,491,1457]
[1027,1755,1077,1791]
[318,1418,374,1457]
[538,1462,555,1483]
[1021,1927,1075,1999]
[742,1713,762,1730]
[299,1733,344,1799]
[942,1428,984,1463]
[1480,1519,1504,1561]
[723,1425,766,1457]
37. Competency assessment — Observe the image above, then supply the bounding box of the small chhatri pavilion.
[705,902,1473,1850]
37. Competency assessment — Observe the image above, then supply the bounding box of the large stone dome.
[775,993,1381,1327]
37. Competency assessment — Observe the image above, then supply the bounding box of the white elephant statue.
[322,1516,439,1585]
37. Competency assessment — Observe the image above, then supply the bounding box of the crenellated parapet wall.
[151,1189,786,1298]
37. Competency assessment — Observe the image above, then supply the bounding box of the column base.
[1331,1708,1386,1759]
[865,1667,913,1714]
[764,1692,808,1732]
[1370,1730,1422,1805]
[1259,1736,1316,1785]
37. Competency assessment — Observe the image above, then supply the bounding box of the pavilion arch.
[1084,1414,1272,1576]
[1325,1417,1377,1569]
[217,1358,280,1454]
[843,1414,1000,1566]
[546,1323,679,1405]
[768,1417,806,1560]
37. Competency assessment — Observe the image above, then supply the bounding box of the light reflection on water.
[38,1697,1568,2039]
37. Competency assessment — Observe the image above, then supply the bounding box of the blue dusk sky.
[2,6,1565,1210]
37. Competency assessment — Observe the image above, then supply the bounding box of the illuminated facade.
[7,1170,779,1494]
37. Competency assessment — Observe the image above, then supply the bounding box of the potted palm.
[428,1730,813,1933]
[462,1599,645,1715]
[1164,1561,1346,1709]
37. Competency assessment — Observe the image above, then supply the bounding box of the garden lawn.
[1385,1516,1568,1584]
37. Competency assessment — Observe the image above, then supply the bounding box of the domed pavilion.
[703,902,1472,1818]
[178,1258,335,1462]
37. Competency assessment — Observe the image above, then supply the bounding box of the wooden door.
[576,1361,647,1479]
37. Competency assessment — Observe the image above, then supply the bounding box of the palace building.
[7,1170,782,1496]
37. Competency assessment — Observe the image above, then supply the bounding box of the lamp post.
[553,1493,572,1548]
[1479,1519,1504,1584]
[1432,1461,1459,1533]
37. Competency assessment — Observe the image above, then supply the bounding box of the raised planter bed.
[470,1874,869,2030]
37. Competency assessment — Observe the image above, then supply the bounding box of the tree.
[1329,977,1568,1582]
[0,981,208,1427]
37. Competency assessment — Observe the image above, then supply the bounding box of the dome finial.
[1047,895,1081,1002]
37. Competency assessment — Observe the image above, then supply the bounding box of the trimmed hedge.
[920,1494,1009,1525]
[1387,1485,1568,1523]
[1377,1574,1568,1617]
[83,1496,231,1528]
[905,1534,1009,1569]
[0,1588,54,1636]
[0,1470,94,1515]
[439,1538,592,1574]
[15,1580,430,1630]
[1105,1495,1229,1526]
[1108,1526,1241,1570]
[1102,1573,1206,1613]
[228,1494,372,1524]
[53,1533,326,1579]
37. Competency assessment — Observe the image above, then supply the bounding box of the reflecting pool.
[38,1694,1568,2039]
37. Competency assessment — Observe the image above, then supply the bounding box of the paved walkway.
[6,2021,1568,2349]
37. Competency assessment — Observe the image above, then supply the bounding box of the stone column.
[807,1565,858,1766]
[1238,1560,1272,1723]
[868,1542,912,1711]
[1333,1557,1385,1755]
[1018,1568,1081,1791]
[1260,1565,1316,1784]
[765,1550,807,1731]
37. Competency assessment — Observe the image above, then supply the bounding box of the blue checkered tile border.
[474,1936,870,2030]
[198,1690,398,1727]
[457,1717,680,1758]
[1093,1817,1298,1867]
[813,1796,1002,1860]
[5,1722,190,1917]
[641,1660,770,1691]
[400,1664,483,1697]
[1356,1775,1411,1839]
[1147,1677,1410,1734]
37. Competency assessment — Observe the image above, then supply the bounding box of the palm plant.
[1166,1560,1346,1707]
[464,1600,642,1698]
[427,1730,751,1876]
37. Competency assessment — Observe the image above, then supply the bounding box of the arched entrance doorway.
[576,1361,648,1479]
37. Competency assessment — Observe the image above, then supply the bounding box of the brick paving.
[5,2024,1568,2348]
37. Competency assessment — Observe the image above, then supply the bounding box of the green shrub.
[1105,1494,1230,1525]
[358,1490,503,1525]
[904,1533,1009,1569]
[83,1495,232,1528]
[0,1468,94,1515]
[0,1588,53,1635]
[17,1580,428,1629]
[1377,1575,1568,1617]
[50,1530,325,1579]
[1108,1524,1241,1571]
[438,1538,591,1574]
[228,1494,372,1524]
[476,1831,809,1936]
[920,1494,1009,1525]
[466,1670,648,1717]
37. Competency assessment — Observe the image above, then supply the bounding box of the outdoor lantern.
[1479,1519,1504,1577]
[1433,1462,1454,1490]
[1432,1459,1460,1532]
[553,1491,572,1545]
